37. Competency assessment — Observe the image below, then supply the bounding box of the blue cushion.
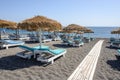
[19,45,49,52]
[33,45,49,50]
[68,40,73,44]
[19,45,35,52]
[112,41,120,44]
[5,40,24,44]
[49,49,66,55]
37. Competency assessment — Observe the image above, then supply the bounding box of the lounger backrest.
[19,45,49,52]
[19,45,34,52]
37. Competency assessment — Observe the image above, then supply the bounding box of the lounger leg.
[51,60,54,64]
[34,52,36,58]
[6,46,8,49]
[63,54,65,57]
[28,56,31,59]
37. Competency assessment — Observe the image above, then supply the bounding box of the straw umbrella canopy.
[0,19,16,29]
[60,29,77,33]
[83,28,94,38]
[76,31,84,34]
[63,24,85,33]
[62,24,86,38]
[0,19,17,39]
[111,27,120,38]
[18,16,62,31]
[111,30,120,34]
[18,15,62,47]
[84,28,94,33]
[111,27,120,34]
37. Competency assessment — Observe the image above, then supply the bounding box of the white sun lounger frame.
[36,50,66,64]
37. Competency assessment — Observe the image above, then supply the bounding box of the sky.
[0,0,120,27]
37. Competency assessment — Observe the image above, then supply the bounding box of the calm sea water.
[0,27,118,38]
[84,27,117,38]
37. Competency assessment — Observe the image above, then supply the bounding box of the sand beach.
[0,38,120,80]
[93,39,120,80]
[0,39,99,80]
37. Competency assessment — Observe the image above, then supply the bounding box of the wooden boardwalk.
[67,40,104,80]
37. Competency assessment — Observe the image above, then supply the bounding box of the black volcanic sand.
[93,39,120,80]
[0,39,99,80]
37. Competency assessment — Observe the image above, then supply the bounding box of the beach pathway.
[67,40,104,80]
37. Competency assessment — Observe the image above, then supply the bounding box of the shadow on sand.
[0,55,48,71]
[106,46,119,50]
[53,44,79,48]
[107,55,120,71]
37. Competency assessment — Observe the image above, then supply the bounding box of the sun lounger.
[52,36,61,41]
[9,34,30,40]
[42,39,52,43]
[41,35,52,43]
[83,37,91,43]
[18,35,30,41]
[0,40,24,49]
[16,45,66,64]
[1,34,9,40]
[110,37,115,42]
[29,35,39,42]
[16,45,49,59]
[62,39,73,46]
[72,40,84,47]
[110,40,120,48]
[37,48,66,64]
[90,37,95,41]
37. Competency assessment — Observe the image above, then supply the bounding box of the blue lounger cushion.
[49,49,66,55]
[33,46,49,50]
[5,40,24,44]
[19,45,49,52]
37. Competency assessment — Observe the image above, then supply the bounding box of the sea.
[85,27,117,38]
[0,27,118,38]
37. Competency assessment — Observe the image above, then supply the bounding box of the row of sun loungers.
[9,34,30,40]
[0,34,62,49]
[8,34,61,42]
[109,38,120,57]
[0,34,94,64]
[61,37,95,47]
[109,37,120,48]
[62,39,84,47]
[0,39,66,64]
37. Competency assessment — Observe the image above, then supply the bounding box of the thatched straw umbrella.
[18,15,62,47]
[63,24,85,32]
[83,28,94,38]
[0,19,17,39]
[18,16,62,31]
[76,31,84,34]
[0,19,16,29]
[111,27,120,38]
[63,24,86,38]
[111,27,120,34]
[84,28,94,33]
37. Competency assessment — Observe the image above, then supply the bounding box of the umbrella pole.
[39,28,42,48]
[16,28,20,40]
[16,29,18,39]
[0,31,1,40]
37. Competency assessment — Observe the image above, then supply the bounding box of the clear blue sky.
[0,0,120,26]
